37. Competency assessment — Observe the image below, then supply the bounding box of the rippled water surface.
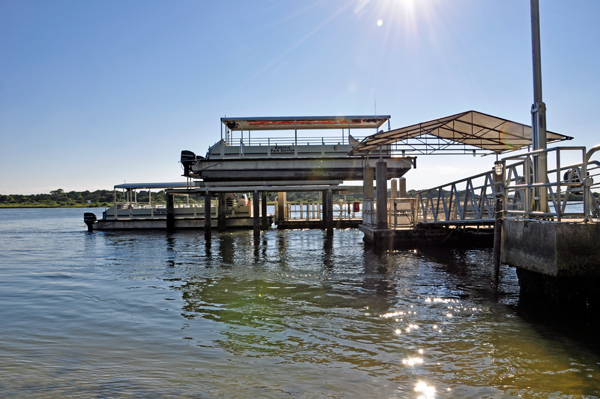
[1,208,599,398]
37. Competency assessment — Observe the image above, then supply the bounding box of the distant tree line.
[0,188,369,208]
[2,188,596,208]
[0,188,179,208]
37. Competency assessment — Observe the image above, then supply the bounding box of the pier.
[84,110,600,307]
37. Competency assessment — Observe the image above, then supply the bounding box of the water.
[1,208,599,398]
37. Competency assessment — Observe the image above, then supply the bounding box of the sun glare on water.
[414,381,436,399]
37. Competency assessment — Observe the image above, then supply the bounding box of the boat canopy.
[349,110,573,155]
[221,115,390,131]
[114,182,192,190]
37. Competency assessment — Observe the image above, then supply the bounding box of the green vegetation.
[0,188,192,208]
[0,189,113,208]
[0,189,365,208]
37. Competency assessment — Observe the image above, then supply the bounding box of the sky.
[1,0,599,194]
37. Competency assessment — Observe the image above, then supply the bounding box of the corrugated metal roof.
[349,110,572,155]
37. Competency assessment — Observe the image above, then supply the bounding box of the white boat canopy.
[348,110,573,155]
[221,115,390,131]
[114,182,192,190]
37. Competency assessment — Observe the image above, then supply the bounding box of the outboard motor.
[181,150,196,176]
[83,212,97,232]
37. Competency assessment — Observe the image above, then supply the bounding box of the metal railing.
[280,201,362,221]
[362,198,417,228]
[412,145,600,226]
[414,168,500,226]
[501,146,600,222]
[233,135,365,147]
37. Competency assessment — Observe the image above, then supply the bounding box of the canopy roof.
[221,115,390,131]
[114,182,191,190]
[349,110,573,155]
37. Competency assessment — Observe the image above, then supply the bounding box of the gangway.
[360,145,600,246]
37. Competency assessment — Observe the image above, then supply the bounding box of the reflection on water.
[0,208,599,398]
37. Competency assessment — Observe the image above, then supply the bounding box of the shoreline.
[0,204,109,209]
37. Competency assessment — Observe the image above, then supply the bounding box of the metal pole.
[531,0,548,213]
[492,161,505,290]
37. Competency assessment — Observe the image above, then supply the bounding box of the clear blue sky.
[2,0,599,194]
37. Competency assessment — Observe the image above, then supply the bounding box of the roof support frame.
[349,110,572,156]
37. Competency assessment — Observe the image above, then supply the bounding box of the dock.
[84,111,600,308]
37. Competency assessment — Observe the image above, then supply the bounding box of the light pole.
[530,0,548,213]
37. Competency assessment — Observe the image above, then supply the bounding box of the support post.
[253,190,260,237]
[325,189,333,236]
[492,161,505,290]
[399,177,407,198]
[166,193,175,231]
[321,190,328,229]
[276,192,286,225]
[390,179,398,226]
[376,161,388,230]
[364,163,374,199]
[204,191,211,236]
[261,191,268,229]
[218,193,227,232]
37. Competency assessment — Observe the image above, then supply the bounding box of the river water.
[1,208,599,398]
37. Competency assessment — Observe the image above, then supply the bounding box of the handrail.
[412,146,600,225]
[586,144,600,162]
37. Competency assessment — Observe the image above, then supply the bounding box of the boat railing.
[227,135,365,147]
[278,200,362,221]
[362,198,416,229]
